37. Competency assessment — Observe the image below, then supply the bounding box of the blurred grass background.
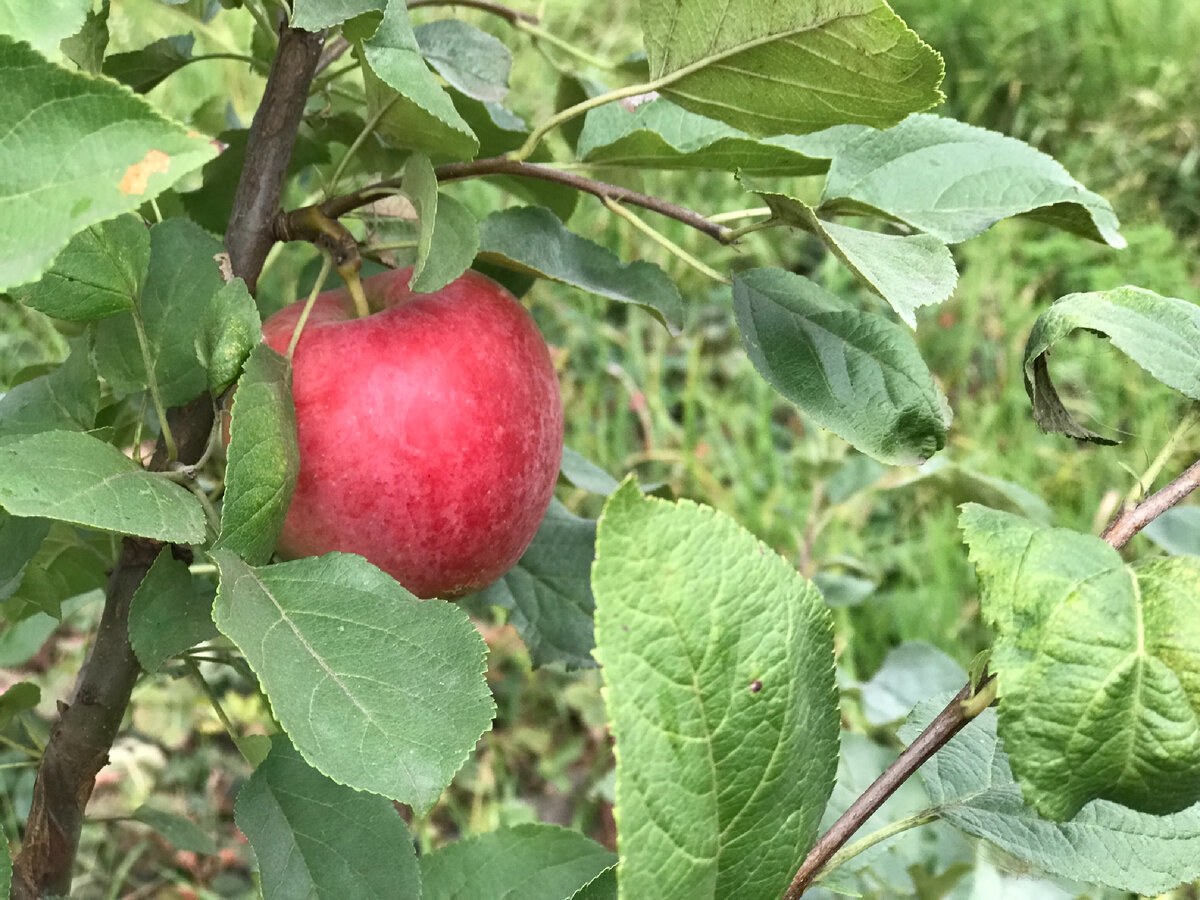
[2,0,1199,893]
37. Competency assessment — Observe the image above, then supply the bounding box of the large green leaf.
[92,218,225,407]
[413,18,511,103]
[0,345,99,438]
[0,431,206,544]
[639,0,943,136]
[128,548,217,672]
[592,481,839,900]
[738,181,957,326]
[214,345,299,566]
[0,0,89,58]
[961,504,1200,820]
[820,114,1124,247]
[1023,286,1200,442]
[901,698,1200,896]
[361,2,478,160]
[478,206,683,334]
[402,153,479,293]
[576,99,849,175]
[420,824,616,900]
[212,551,494,810]
[235,734,420,900]
[480,499,598,670]
[14,213,149,321]
[0,36,216,291]
[732,267,950,465]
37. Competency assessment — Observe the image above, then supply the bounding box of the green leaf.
[0,512,51,602]
[857,641,965,726]
[0,590,99,666]
[421,824,616,900]
[961,504,1200,820]
[0,0,89,59]
[738,182,956,326]
[560,446,620,496]
[0,431,206,543]
[361,3,478,160]
[131,805,217,855]
[414,18,511,103]
[592,481,839,900]
[732,267,950,465]
[810,571,876,608]
[0,35,217,292]
[478,207,683,334]
[235,734,420,900]
[0,345,99,438]
[101,34,194,93]
[196,278,261,396]
[292,0,384,31]
[639,0,943,136]
[569,869,616,900]
[885,457,1052,523]
[0,682,40,730]
[59,1,108,74]
[4,523,111,621]
[901,698,1200,896]
[92,218,225,406]
[14,213,149,321]
[577,99,848,175]
[1023,286,1200,442]
[480,499,598,670]
[1143,506,1200,557]
[214,345,298,566]
[128,548,218,672]
[402,153,479,293]
[212,551,494,810]
[0,827,7,900]
[820,114,1125,247]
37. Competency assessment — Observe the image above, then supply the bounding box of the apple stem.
[287,252,333,360]
[341,261,371,319]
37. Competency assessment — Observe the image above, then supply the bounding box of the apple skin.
[260,266,563,599]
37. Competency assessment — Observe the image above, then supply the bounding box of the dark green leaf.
[820,115,1124,247]
[0,512,51,603]
[235,734,419,900]
[15,214,149,321]
[213,551,495,810]
[420,824,615,900]
[129,548,218,672]
[0,682,40,730]
[101,34,194,93]
[732,267,950,465]
[414,19,511,103]
[0,431,207,543]
[559,446,620,495]
[3,523,111,621]
[59,0,109,74]
[0,345,99,438]
[1023,286,1200,442]
[132,805,217,855]
[214,344,299,565]
[481,500,597,670]
[811,571,876,608]
[197,278,260,395]
[478,207,683,334]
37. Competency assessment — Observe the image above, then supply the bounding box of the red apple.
[260,266,563,599]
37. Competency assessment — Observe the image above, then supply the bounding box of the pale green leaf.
[292,0,384,31]
[1143,506,1200,557]
[0,431,206,543]
[0,0,89,59]
[0,345,99,438]
[14,213,148,321]
[196,278,261,396]
[361,3,478,160]
[820,114,1124,247]
[857,641,965,726]
[640,0,943,136]
[420,824,616,900]
[592,481,839,900]
[577,98,847,175]
[132,805,217,855]
[92,218,225,406]
[235,734,420,900]
[559,446,620,496]
[212,551,494,810]
[401,153,479,293]
[102,34,194,93]
[214,345,298,566]
[480,499,597,670]
[414,18,511,103]
[739,182,956,326]
[128,548,217,672]
[961,504,1200,820]
[901,697,1200,896]
[1023,286,1200,442]
[0,36,217,291]
[732,268,950,465]
[478,206,682,334]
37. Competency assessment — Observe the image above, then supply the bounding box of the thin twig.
[407,0,538,25]
[319,156,735,244]
[315,35,350,75]
[1101,456,1200,549]
[600,196,730,285]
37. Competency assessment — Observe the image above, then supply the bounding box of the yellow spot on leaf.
[119,150,171,195]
